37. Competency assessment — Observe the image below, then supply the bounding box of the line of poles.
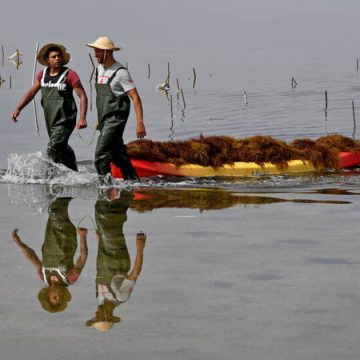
[2,43,360,137]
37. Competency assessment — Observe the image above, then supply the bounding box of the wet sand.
[1,183,360,360]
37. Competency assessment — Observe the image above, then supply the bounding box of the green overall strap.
[106,66,126,85]
[95,66,126,86]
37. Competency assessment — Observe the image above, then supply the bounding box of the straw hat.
[37,43,70,66]
[86,36,122,51]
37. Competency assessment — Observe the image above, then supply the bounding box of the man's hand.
[136,123,146,139]
[136,231,146,249]
[77,119,87,129]
[11,109,20,122]
[12,228,21,244]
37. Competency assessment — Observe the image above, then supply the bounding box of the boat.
[110,135,360,178]
[111,151,360,178]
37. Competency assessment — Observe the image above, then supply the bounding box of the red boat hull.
[111,151,360,179]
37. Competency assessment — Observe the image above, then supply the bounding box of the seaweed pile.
[128,134,360,169]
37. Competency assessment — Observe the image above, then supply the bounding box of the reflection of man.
[12,197,88,313]
[86,190,146,332]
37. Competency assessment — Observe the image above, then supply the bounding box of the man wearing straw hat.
[86,36,146,180]
[11,43,88,171]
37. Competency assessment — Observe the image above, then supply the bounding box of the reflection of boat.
[130,188,350,212]
[111,135,360,178]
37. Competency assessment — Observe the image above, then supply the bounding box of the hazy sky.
[2,0,360,53]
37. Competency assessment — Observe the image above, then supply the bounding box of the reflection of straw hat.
[86,36,122,51]
[37,286,72,313]
[86,299,121,332]
[87,321,115,332]
[86,317,121,332]
[37,43,70,66]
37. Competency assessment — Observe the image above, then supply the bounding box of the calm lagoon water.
[2,1,360,358]
[1,183,360,360]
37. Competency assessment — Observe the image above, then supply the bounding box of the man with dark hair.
[11,43,88,171]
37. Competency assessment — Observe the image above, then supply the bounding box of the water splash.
[2,152,99,186]
[3,152,360,193]
[4,152,67,183]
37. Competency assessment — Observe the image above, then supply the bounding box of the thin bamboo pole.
[88,53,96,112]
[170,94,173,120]
[176,78,180,100]
[32,43,40,135]
[353,100,357,138]
[192,67,197,88]
[324,91,328,110]
[181,88,186,109]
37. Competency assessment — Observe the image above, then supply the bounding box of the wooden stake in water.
[324,90,328,111]
[167,62,170,83]
[244,90,248,105]
[0,74,5,88]
[9,75,12,89]
[164,62,170,86]
[352,100,356,124]
[1,45,4,67]
[32,42,40,135]
[353,100,357,138]
[181,88,186,109]
[357,58,359,72]
[88,53,96,111]
[89,83,93,112]
[176,78,180,100]
[193,67,197,88]
[170,94,174,120]
[147,63,150,79]
[88,53,95,83]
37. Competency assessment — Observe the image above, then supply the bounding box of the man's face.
[94,48,105,64]
[46,51,63,68]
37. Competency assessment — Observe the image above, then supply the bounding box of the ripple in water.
[2,151,360,192]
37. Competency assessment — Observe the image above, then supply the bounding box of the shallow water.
[3,59,360,360]
[2,1,360,359]
[3,50,360,358]
[2,182,360,360]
